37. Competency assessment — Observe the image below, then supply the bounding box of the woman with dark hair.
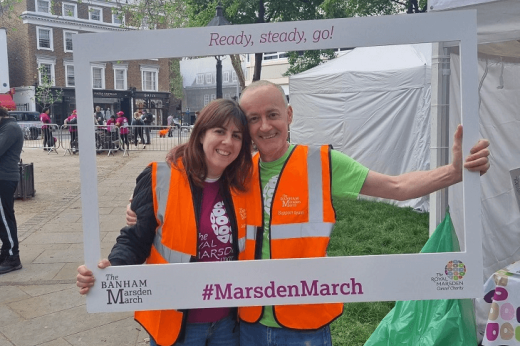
[76,99,252,346]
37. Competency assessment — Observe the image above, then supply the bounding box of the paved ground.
[0,147,169,346]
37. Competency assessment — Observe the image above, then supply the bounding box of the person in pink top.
[64,110,78,153]
[115,111,129,150]
[39,107,53,150]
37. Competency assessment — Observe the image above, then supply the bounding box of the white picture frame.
[73,10,481,313]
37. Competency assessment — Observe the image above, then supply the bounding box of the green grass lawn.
[328,198,430,346]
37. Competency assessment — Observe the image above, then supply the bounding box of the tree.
[34,65,63,111]
[112,0,188,30]
[169,58,183,99]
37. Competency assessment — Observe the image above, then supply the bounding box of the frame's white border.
[74,10,481,313]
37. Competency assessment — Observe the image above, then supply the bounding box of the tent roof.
[291,44,431,79]
[430,0,520,48]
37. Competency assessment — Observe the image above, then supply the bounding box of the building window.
[196,74,204,85]
[141,67,158,91]
[204,94,209,106]
[36,0,50,13]
[114,68,127,90]
[205,73,212,84]
[263,52,288,60]
[223,71,230,83]
[91,64,106,89]
[39,64,52,85]
[37,57,56,86]
[89,7,102,21]
[224,93,230,99]
[63,31,77,52]
[36,27,53,51]
[210,94,216,101]
[232,71,237,82]
[62,3,76,17]
[65,64,75,87]
[112,12,124,25]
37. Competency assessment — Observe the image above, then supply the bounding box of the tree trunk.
[230,54,245,91]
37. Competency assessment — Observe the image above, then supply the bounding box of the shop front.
[45,88,132,125]
[93,89,132,123]
[133,91,170,126]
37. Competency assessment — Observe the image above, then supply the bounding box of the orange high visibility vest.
[135,161,249,346]
[239,145,343,330]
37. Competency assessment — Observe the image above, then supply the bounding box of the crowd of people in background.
[31,107,184,154]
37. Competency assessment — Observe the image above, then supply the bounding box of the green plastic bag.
[364,211,478,346]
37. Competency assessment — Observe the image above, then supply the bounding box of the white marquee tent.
[290,43,433,211]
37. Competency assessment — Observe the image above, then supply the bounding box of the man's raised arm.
[360,124,490,201]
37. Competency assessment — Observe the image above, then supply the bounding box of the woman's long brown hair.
[169,99,252,192]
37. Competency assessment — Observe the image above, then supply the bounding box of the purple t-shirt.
[187,179,234,323]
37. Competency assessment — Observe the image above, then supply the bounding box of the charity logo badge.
[210,201,231,243]
[445,260,466,281]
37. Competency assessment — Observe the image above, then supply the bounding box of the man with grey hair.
[236,80,490,345]
[0,106,24,274]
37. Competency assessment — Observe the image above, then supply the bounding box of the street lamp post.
[206,2,230,99]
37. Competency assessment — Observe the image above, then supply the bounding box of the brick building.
[2,0,171,125]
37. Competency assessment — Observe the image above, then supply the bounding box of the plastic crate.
[14,162,35,200]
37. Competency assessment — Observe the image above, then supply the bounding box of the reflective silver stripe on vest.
[307,146,323,223]
[238,237,245,252]
[246,225,257,240]
[153,162,192,264]
[271,222,334,239]
[271,146,332,240]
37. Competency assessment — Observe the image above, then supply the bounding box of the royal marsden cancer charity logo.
[280,194,302,208]
[431,260,466,291]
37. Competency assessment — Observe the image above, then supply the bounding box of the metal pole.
[216,57,223,99]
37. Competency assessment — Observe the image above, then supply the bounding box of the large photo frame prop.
[74,10,481,313]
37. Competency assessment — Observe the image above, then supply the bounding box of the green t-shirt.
[259,144,369,327]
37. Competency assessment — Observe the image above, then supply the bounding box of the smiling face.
[240,84,292,162]
[200,121,243,179]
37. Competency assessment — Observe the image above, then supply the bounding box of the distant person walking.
[0,106,24,275]
[167,114,174,137]
[64,110,78,153]
[132,111,144,147]
[39,107,53,151]
[106,114,118,149]
[116,111,129,151]
[94,106,104,126]
[141,109,153,144]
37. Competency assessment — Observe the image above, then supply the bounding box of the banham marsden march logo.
[431,260,466,291]
[103,274,151,305]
